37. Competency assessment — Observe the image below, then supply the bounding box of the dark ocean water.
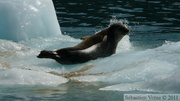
[53,0,180,48]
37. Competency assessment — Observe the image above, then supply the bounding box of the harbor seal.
[37,23,130,64]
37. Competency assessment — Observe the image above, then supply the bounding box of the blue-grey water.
[0,0,180,101]
[54,0,180,47]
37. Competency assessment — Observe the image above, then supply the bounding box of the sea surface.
[54,0,180,48]
[0,0,180,101]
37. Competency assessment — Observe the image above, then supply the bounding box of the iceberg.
[0,0,68,85]
[0,0,61,42]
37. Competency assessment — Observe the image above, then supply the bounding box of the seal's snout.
[124,27,130,33]
[125,28,130,35]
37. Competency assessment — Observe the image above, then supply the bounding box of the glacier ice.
[0,0,61,42]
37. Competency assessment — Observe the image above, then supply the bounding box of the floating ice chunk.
[0,68,68,85]
[0,0,61,41]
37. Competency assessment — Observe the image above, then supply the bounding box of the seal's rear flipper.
[37,50,60,59]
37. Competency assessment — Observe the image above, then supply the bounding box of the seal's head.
[107,23,130,43]
[100,23,130,56]
[109,23,129,35]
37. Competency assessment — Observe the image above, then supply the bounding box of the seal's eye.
[120,27,130,33]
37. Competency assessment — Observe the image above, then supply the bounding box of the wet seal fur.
[37,23,130,64]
